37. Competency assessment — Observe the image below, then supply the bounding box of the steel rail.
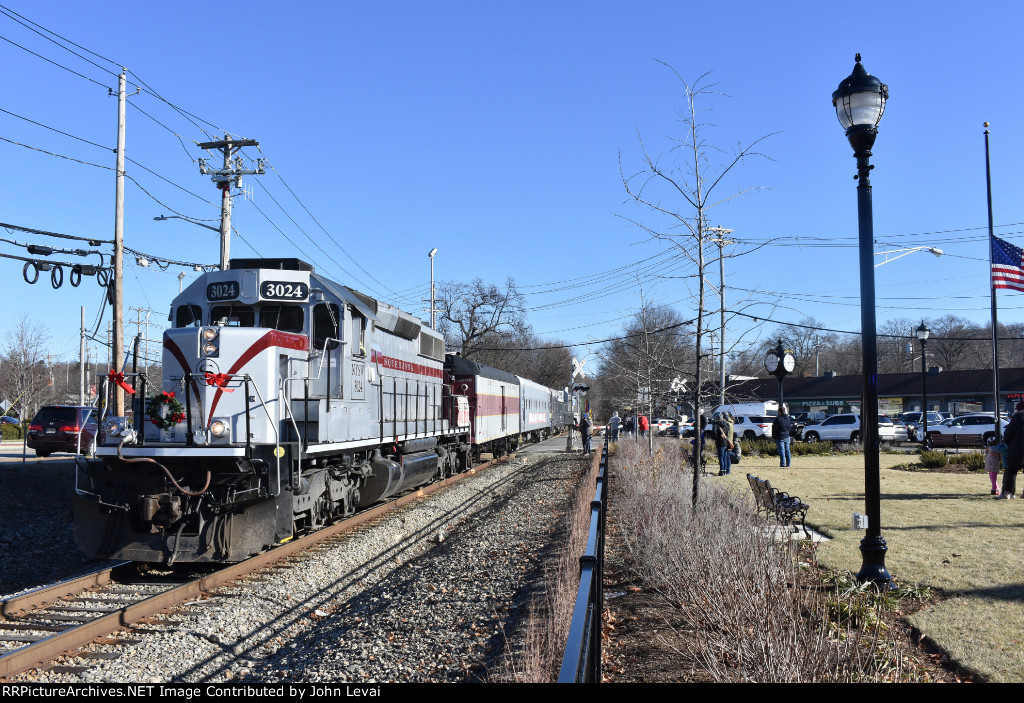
[1,564,128,619]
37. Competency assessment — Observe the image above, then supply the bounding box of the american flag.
[991,235,1024,293]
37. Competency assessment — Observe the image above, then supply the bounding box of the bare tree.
[596,299,694,453]
[0,316,53,420]
[437,277,527,360]
[620,65,773,503]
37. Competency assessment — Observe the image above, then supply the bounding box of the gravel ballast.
[3,439,588,683]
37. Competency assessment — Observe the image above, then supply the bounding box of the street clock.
[764,350,796,376]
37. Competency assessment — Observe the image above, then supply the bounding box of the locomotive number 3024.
[260,280,309,300]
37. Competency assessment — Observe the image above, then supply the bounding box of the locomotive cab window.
[210,305,255,327]
[259,305,304,333]
[175,304,203,328]
[313,303,340,350]
[350,307,366,356]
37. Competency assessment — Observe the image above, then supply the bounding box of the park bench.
[746,474,810,538]
[926,433,986,449]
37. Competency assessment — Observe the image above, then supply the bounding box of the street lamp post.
[428,248,438,329]
[916,322,931,449]
[833,54,893,587]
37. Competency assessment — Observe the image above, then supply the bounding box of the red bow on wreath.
[108,370,136,395]
[204,372,234,392]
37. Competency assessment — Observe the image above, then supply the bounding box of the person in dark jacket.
[713,412,732,475]
[580,413,592,457]
[772,407,793,468]
[996,401,1024,499]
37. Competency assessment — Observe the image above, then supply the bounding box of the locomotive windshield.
[210,305,255,327]
[175,305,202,328]
[207,304,305,333]
[259,305,304,333]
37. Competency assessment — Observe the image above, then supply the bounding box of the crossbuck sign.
[572,356,587,381]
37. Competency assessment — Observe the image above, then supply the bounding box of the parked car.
[925,413,1007,446]
[898,411,945,442]
[26,405,98,457]
[888,418,910,443]
[801,414,896,443]
[704,415,775,440]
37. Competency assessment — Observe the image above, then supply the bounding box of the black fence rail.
[558,438,608,683]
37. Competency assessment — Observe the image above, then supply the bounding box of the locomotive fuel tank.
[358,448,440,506]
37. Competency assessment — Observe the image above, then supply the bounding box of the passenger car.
[26,406,98,456]
[801,414,896,443]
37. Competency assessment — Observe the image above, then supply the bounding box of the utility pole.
[197,135,265,270]
[130,306,153,382]
[112,69,127,415]
[79,307,86,406]
[707,226,735,406]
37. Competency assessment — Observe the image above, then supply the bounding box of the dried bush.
[514,451,602,682]
[614,441,904,682]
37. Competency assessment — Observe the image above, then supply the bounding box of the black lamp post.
[833,54,893,587]
[916,322,931,449]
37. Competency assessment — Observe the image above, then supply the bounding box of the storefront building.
[728,368,1024,417]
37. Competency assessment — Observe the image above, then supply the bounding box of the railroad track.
[0,457,501,679]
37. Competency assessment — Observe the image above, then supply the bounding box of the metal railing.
[558,438,608,683]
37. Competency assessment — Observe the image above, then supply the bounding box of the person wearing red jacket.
[638,414,650,437]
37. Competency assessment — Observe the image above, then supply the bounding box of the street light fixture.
[154,214,221,233]
[833,54,893,587]
[875,246,943,267]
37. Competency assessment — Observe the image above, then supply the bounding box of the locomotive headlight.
[201,327,219,357]
[209,418,228,437]
[103,417,136,444]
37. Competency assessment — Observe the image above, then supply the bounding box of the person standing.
[772,407,793,468]
[638,414,650,438]
[713,412,732,475]
[986,439,1006,496]
[996,401,1024,499]
[609,411,621,443]
[580,413,592,457]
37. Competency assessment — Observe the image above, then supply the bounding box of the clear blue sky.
[2,0,1023,369]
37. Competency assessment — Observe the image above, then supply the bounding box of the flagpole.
[985,123,1002,425]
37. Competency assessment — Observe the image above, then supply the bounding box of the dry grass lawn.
[715,451,1024,682]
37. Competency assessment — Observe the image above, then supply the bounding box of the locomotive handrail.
[558,438,608,684]
[280,375,308,453]
[244,375,282,498]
